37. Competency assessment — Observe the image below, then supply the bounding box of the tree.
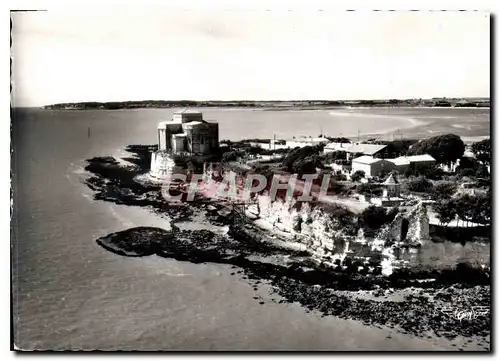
[475,164,490,179]
[471,193,491,225]
[471,138,491,166]
[434,199,457,226]
[357,183,383,197]
[434,181,457,200]
[359,205,394,230]
[247,146,265,156]
[221,151,241,162]
[351,170,365,182]
[456,156,489,179]
[455,195,476,227]
[291,156,320,174]
[326,137,350,143]
[403,164,444,180]
[456,193,491,226]
[406,176,433,193]
[407,134,465,165]
[323,150,347,162]
[282,145,323,172]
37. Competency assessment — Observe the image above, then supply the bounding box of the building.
[370,173,404,207]
[286,136,330,149]
[351,155,395,178]
[388,154,436,173]
[330,160,352,176]
[382,173,401,198]
[157,109,219,154]
[324,142,389,160]
[249,139,288,151]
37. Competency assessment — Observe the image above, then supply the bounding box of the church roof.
[383,173,399,185]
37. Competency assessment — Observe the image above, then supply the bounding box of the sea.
[11,107,490,350]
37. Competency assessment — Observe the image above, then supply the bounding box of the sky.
[11,10,490,107]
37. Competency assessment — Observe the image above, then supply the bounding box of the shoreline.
[326,109,428,139]
[40,105,491,111]
[80,147,490,348]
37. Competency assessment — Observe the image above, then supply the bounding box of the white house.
[330,160,352,176]
[324,142,388,160]
[351,155,395,178]
[388,154,436,173]
[286,136,330,149]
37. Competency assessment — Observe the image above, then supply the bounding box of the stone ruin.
[378,202,430,245]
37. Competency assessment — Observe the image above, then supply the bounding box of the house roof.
[389,154,436,164]
[388,157,411,166]
[406,154,436,162]
[324,142,387,155]
[383,173,399,185]
[352,155,385,165]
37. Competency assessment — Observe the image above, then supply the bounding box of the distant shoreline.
[42,98,490,110]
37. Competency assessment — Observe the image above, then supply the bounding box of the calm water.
[11,107,490,350]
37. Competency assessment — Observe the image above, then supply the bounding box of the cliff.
[249,196,432,273]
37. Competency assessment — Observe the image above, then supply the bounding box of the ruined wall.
[376,203,430,245]
[150,151,176,179]
[254,196,349,255]
[254,196,431,253]
[405,203,430,244]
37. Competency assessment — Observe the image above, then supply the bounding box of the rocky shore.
[96,225,490,344]
[85,146,490,349]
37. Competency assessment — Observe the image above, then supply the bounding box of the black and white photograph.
[10,5,491,352]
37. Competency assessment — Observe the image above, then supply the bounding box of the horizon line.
[39,96,491,107]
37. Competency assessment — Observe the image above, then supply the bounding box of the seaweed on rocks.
[96,227,174,257]
[96,225,490,339]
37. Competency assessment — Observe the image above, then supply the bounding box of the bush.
[471,138,491,166]
[323,205,359,236]
[357,183,383,197]
[434,181,457,200]
[332,174,348,182]
[403,165,443,180]
[282,145,323,173]
[406,176,433,193]
[351,170,365,182]
[359,205,397,230]
[221,151,242,162]
[323,150,347,162]
[457,167,476,178]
